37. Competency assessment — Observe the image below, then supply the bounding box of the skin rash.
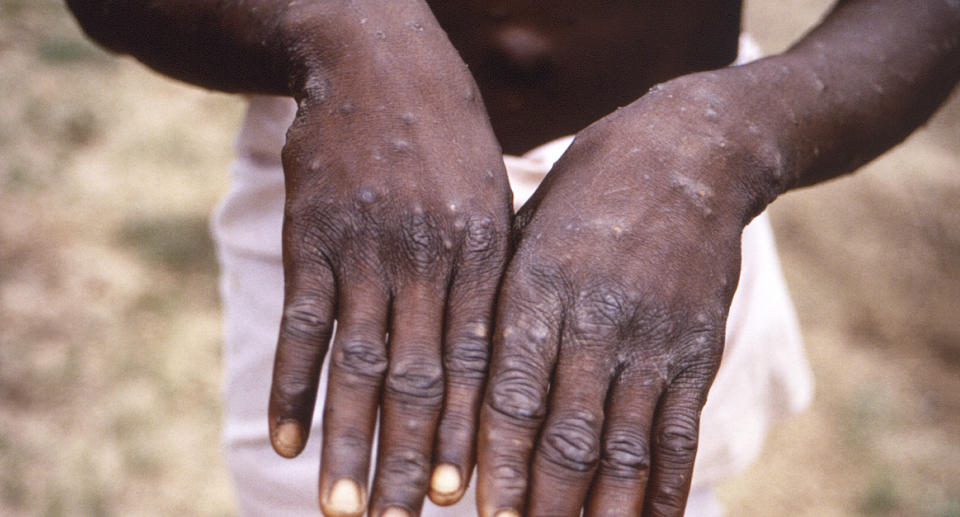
[66,1,959,516]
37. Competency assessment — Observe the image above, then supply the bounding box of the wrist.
[624,66,800,226]
[278,1,470,104]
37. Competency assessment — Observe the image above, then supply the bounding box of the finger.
[431,215,507,506]
[268,255,336,459]
[477,281,562,517]
[368,281,447,517]
[643,361,718,517]
[584,367,663,517]
[526,348,616,516]
[318,276,390,517]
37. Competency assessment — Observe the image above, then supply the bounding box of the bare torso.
[428,0,742,152]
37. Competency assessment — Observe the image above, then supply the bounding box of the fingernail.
[431,463,463,495]
[324,478,365,516]
[272,420,303,458]
[381,507,411,517]
[429,463,465,505]
[494,510,520,517]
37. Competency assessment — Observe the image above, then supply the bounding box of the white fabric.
[212,34,812,516]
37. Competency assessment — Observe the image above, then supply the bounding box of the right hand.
[266,7,513,515]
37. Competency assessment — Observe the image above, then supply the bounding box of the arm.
[68,1,513,515]
[476,1,959,515]
[66,0,318,95]
[735,0,960,208]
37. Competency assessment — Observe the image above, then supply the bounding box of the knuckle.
[461,214,504,261]
[326,428,370,452]
[601,426,651,478]
[385,358,444,404]
[486,365,547,422]
[398,212,444,274]
[332,339,388,381]
[514,261,567,296]
[487,457,528,494]
[539,410,602,473]
[656,417,700,459]
[284,205,347,260]
[273,374,315,406]
[379,447,431,486]
[580,288,631,323]
[669,328,724,381]
[570,288,633,341]
[444,330,490,381]
[281,297,333,340]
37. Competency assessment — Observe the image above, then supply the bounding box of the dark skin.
[67,0,960,516]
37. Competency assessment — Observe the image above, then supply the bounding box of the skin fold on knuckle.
[331,338,388,384]
[272,373,316,411]
[396,211,446,276]
[281,296,334,342]
[324,431,371,462]
[510,260,568,300]
[460,213,506,265]
[444,330,490,383]
[485,456,529,495]
[385,358,444,406]
[571,279,683,349]
[538,410,602,473]
[378,446,432,489]
[569,289,634,346]
[284,202,345,256]
[486,363,548,424]
[655,412,700,464]
[600,426,651,480]
[667,329,724,388]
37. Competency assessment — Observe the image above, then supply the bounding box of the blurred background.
[0,0,957,515]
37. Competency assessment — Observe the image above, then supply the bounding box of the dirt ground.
[1,1,957,516]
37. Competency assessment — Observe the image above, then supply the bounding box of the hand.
[266,11,513,515]
[477,72,773,516]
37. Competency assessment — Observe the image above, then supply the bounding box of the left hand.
[476,71,778,516]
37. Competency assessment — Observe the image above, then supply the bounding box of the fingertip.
[271,420,304,458]
[478,501,521,517]
[380,507,412,517]
[322,478,367,517]
[428,463,465,506]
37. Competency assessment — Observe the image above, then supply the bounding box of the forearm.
[67,0,307,95]
[747,0,960,197]
[65,0,461,99]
